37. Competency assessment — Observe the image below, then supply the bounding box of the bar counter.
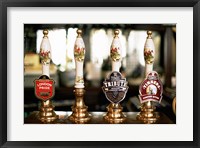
[25,111,174,124]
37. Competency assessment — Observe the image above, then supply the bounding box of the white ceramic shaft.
[42,64,50,77]
[110,30,122,72]
[145,64,153,77]
[75,61,84,88]
[144,31,155,76]
[74,30,85,88]
[112,62,121,72]
[40,29,51,77]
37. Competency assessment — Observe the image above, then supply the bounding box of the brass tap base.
[104,103,126,124]
[68,106,91,124]
[137,103,159,124]
[38,100,58,123]
[68,88,91,124]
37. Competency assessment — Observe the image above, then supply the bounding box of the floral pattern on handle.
[110,47,121,62]
[76,76,84,83]
[144,48,154,64]
[74,45,85,62]
[40,50,51,64]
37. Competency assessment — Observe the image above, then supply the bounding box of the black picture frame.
[0,0,199,148]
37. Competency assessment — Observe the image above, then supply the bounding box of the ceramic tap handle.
[40,29,51,77]
[110,29,122,72]
[144,31,155,76]
[74,29,85,88]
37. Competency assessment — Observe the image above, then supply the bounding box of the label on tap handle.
[34,75,55,101]
[139,71,163,103]
[102,71,128,104]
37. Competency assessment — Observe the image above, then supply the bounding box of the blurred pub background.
[24,24,176,123]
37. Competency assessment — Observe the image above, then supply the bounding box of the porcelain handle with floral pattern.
[40,29,51,77]
[110,29,122,72]
[74,29,85,88]
[144,31,155,76]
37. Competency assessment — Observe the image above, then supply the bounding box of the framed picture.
[1,0,199,147]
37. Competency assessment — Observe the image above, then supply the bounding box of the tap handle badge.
[102,71,128,104]
[139,71,163,103]
[34,75,55,101]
